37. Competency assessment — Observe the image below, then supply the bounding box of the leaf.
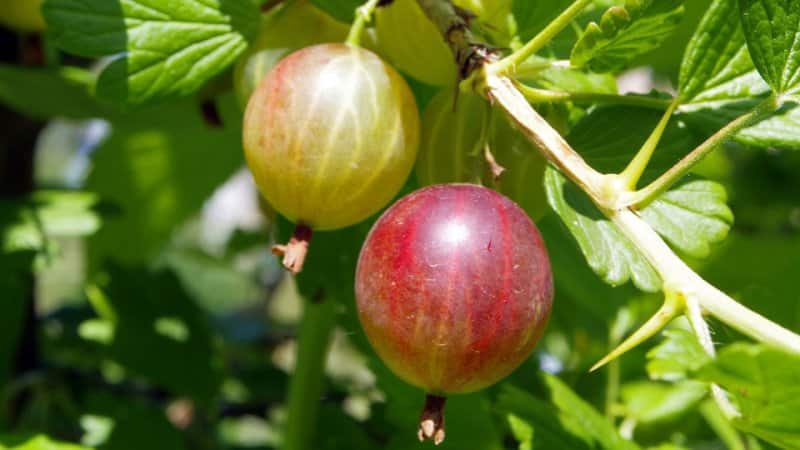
[620,381,708,426]
[676,0,800,149]
[570,0,685,72]
[87,94,242,265]
[545,167,661,292]
[738,0,800,94]
[646,327,710,381]
[512,0,575,41]
[0,436,91,450]
[497,375,640,450]
[697,343,800,449]
[42,0,259,105]
[545,105,731,291]
[0,66,106,120]
[639,178,733,259]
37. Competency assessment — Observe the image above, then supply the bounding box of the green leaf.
[512,0,575,41]
[738,0,800,94]
[570,0,685,72]
[42,0,259,105]
[639,178,733,259]
[676,0,800,149]
[87,95,242,265]
[497,375,640,450]
[0,66,106,119]
[0,435,91,450]
[620,381,707,425]
[545,105,731,291]
[697,343,800,449]
[545,167,661,292]
[646,327,710,381]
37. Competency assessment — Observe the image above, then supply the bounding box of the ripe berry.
[355,184,553,443]
[243,43,419,273]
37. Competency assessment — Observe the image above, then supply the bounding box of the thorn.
[590,292,684,372]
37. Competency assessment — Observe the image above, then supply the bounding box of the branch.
[416,0,800,359]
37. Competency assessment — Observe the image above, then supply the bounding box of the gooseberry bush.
[2,0,800,449]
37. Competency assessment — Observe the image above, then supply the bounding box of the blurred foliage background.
[1,0,800,449]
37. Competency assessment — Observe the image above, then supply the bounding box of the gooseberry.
[232,0,350,107]
[416,90,548,219]
[243,43,420,273]
[0,0,45,32]
[375,0,456,86]
[355,183,553,443]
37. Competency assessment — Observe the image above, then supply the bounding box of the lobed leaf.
[698,344,800,449]
[42,0,259,105]
[646,327,710,381]
[738,0,800,94]
[570,0,685,72]
[678,0,800,149]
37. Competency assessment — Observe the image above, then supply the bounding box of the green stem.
[517,84,673,110]
[281,296,337,450]
[491,0,593,75]
[628,95,778,207]
[619,98,680,189]
[345,0,381,47]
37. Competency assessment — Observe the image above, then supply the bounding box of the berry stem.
[517,84,674,111]
[272,224,313,274]
[282,294,337,450]
[345,0,381,47]
[418,394,447,445]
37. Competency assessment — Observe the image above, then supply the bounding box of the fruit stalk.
[282,295,337,450]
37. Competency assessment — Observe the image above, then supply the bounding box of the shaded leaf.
[0,66,106,120]
[43,0,259,104]
[571,0,685,72]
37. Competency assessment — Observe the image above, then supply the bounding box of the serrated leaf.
[639,178,733,259]
[545,105,732,291]
[646,327,710,381]
[677,0,800,149]
[738,0,800,94]
[497,375,641,450]
[42,0,259,105]
[571,0,685,72]
[697,343,800,449]
[545,167,661,292]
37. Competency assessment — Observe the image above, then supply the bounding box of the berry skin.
[355,184,553,442]
[243,43,419,233]
[232,1,349,108]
